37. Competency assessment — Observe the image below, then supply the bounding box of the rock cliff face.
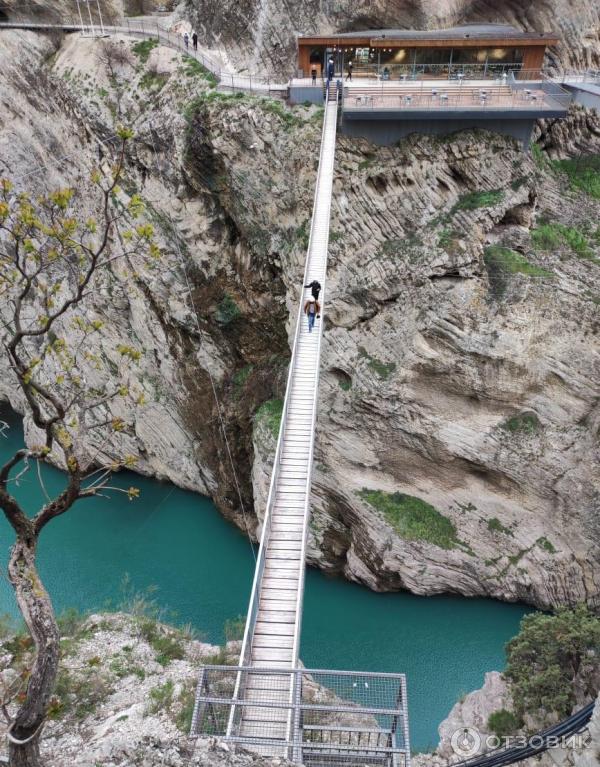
[183,0,600,77]
[0,29,599,612]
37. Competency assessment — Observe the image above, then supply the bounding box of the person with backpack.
[304,297,321,333]
[192,31,198,51]
[305,280,321,300]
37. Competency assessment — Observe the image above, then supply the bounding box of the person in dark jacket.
[327,58,335,81]
[347,61,353,81]
[305,280,321,300]
[311,66,317,84]
[192,31,198,51]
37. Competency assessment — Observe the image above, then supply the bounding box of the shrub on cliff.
[504,605,600,724]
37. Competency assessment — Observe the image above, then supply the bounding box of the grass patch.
[530,142,547,168]
[233,364,253,388]
[537,536,557,554]
[148,680,174,714]
[501,412,540,434]
[553,155,600,199]
[131,38,158,64]
[255,398,283,439]
[531,222,597,262]
[215,293,241,325]
[49,668,113,721]
[138,618,185,666]
[182,56,218,87]
[484,246,553,299]
[257,97,303,129]
[109,654,146,680]
[438,227,460,249]
[358,489,459,550]
[358,347,396,380]
[451,189,504,213]
[139,70,169,91]
[175,681,197,732]
[510,176,528,191]
[487,517,513,536]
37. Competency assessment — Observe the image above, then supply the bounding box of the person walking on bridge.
[304,297,321,333]
[327,57,335,82]
[183,31,189,50]
[305,280,321,301]
[346,61,353,81]
[192,31,198,51]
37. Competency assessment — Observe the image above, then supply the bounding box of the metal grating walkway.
[227,93,339,751]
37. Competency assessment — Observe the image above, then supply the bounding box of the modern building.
[289,24,570,148]
[296,23,559,80]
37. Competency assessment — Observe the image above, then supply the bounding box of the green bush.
[487,517,513,536]
[488,708,521,737]
[484,246,553,299]
[152,634,185,666]
[532,222,597,261]
[182,57,218,87]
[175,682,197,732]
[553,155,600,199]
[501,412,540,434]
[452,189,504,213]
[255,398,283,439]
[358,489,458,549]
[148,680,174,714]
[216,293,241,325]
[358,347,396,380]
[131,38,158,64]
[505,605,600,723]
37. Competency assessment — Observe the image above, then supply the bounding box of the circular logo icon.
[451,727,481,758]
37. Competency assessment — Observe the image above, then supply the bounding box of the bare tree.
[0,128,159,767]
[99,40,135,120]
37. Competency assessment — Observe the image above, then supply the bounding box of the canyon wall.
[0,29,599,612]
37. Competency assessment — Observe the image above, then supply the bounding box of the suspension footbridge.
[0,18,595,765]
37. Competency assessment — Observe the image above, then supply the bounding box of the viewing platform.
[290,74,571,147]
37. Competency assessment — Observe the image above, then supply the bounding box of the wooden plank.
[252,659,293,669]
[252,647,294,663]
[265,550,301,561]
[257,609,296,623]
[270,528,304,541]
[261,587,298,601]
[254,622,295,638]
[253,634,294,650]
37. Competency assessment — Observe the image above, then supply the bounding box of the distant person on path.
[311,66,317,85]
[304,297,321,333]
[192,31,198,51]
[305,280,321,300]
[183,31,189,49]
[327,57,334,81]
[347,61,353,81]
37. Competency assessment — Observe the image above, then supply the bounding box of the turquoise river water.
[0,405,531,751]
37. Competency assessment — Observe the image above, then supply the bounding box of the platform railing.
[192,666,411,767]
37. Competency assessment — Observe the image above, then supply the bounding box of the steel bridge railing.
[192,665,411,767]
[224,83,339,745]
